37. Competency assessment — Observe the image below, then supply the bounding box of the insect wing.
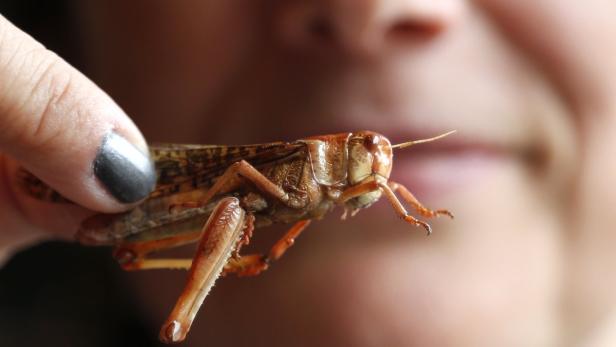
[78,199,216,245]
[150,142,306,197]
[78,141,309,244]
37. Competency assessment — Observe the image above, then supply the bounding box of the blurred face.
[79,0,616,345]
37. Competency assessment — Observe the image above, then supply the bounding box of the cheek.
[349,162,371,184]
[476,0,616,114]
[348,149,373,184]
[373,149,392,178]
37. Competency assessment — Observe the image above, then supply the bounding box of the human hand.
[0,15,156,264]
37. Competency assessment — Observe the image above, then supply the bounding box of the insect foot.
[403,215,432,236]
[436,209,455,219]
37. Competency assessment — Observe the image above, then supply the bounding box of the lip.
[389,136,520,200]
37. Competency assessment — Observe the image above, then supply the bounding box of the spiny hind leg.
[114,232,202,271]
[224,254,267,277]
[114,210,256,271]
[388,181,453,219]
[160,197,247,343]
[224,220,312,276]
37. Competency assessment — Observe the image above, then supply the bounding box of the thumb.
[0,15,156,212]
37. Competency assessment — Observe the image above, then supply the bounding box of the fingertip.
[93,131,157,205]
[0,15,156,213]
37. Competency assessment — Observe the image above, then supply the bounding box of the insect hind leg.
[113,231,202,270]
[160,197,247,343]
[113,208,256,272]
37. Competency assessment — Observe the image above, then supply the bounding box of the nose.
[276,0,464,56]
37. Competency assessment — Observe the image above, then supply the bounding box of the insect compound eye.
[363,134,380,152]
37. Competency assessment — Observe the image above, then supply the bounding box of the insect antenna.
[392,130,457,149]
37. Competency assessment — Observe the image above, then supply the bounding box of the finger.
[0,15,156,213]
[0,156,94,264]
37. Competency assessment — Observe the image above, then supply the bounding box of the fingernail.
[93,132,156,203]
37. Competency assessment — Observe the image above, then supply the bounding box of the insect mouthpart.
[344,174,389,210]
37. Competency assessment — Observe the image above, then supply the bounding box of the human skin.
[0,14,156,264]
[4,0,616,346]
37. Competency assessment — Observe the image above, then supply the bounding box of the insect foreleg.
[224,220,312,277]
[377,182,432,235]
[336,179,432,235]
[336,180,380,203]
[160,197,246,344]
[388,181,454,219]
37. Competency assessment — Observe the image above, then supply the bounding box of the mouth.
[389,132,530,200]
[258,120,535,201]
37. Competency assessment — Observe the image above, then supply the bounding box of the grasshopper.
[20,130,454,343]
